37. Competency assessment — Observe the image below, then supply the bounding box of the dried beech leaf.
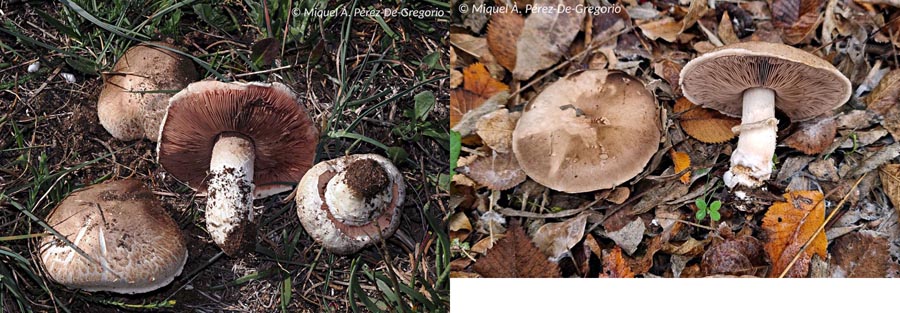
[600,246,635,278]
[473,225,561,278]
[513,0,585,80]
[701,236,766,276]
[867,69,900,115]
[783,115,837,155]
[487,11,524,72]
[762,190,828,277]
[458,151,526,191]
[828,230,891,278]
[449,212,472,242]
[532,214,588,260]
[638,17,682,42]
[450,63,509,128]
[880,164,900,212]
[670,150,691,184]
[718,11,740,45]
[475,109,515,153]
[674,97,741,143]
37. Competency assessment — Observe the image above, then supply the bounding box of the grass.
[1,0,448,311]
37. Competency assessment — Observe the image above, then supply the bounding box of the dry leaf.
[807,158,839,182]
[652,59,682,95]
[718,11,740,45]
[605,218,645,255]
[473,224,561,278]
[867,69,900,115]
[638,17,682,42]
[606,186,630,204]
[513,0,585,80]
[674,97,741,143]
[600,246,636,278]
[828,230,891,278]
[770,0,823,44]
[450,33,489,59]
[458,0,490,32]
[762,190,828,277]
[470,234,505,255]
[701,235,766,276]
[880,164,900,212]
[670,150,691,184]
[487,11,524,72]
[783,115,837,155]
[449,212,472,242]
[475,109,515,153]
[591,4,629,44]
[680,0,709,32]
[458,151,526,191]
[450,63,509,128]
[532,214,588,260]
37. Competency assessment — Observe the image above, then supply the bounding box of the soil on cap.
[343,158,389,199]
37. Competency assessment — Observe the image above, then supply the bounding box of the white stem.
[206,135,256,255]
[724,87,778,188]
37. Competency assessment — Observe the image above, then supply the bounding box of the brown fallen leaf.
[487,10,524,72]
[674,97,741,143]
[879,164,900,213]
[473,224,561,278]
[450,63,509,128]
[701,235,766,276]
[532,213,588,260]
[638,17,682,42]
[783,114,837,155]
[828,230,892,278]
[458,151,526,191]
[670,150,691,184]
[475,109,516,154]
[449,212,473,242]
[867,69,900,115]
[717,11,740,45]
[605,218,645,255]
[600,246,635,278]
[606,186,630,205]
[513,0,585,80]
[652,59,682,95]
[591,4,629,44]
[770,0,823,44]
[470,234,505,255]
[762,190,828,277]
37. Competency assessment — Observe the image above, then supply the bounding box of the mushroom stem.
[206,134,256,255]
[724,87,778,188]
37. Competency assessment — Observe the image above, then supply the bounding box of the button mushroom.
[98,42,198,141]
[157,81,319,256]
[295,154,404,255]
[680,42,852,188]
[38,179,187,294]
[511,70,661,193]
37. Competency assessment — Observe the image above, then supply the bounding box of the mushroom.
[295,154,404,255]
[38,179,187,294]
[157,81,318,256]
[680,42,852,188]
[98,42,198,141]
[511,70,660,193]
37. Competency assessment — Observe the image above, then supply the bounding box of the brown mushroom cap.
[295,154,404,255]
[512,70,660,193]
[38,179,187,294]
[97,42,198,141]
[157,81,319,198]
[680,41,852,122]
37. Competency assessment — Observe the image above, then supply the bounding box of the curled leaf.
[674,97,741,143]
[532,214,588,260]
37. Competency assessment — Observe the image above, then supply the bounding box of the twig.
[233,65,293,77]
[495,198,601,219]
[778,173,867,278]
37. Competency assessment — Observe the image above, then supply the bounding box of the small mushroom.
[98,42,198,141]
[157,81,318,256]
[511,70,661,193]
[295,154,404,255]
[38,179,187,294]
[680,42,852,188]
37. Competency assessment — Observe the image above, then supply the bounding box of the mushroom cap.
[98,42,198,141]
[38,179,187,294]
[295,154,404,255]
[680,41,852,122]
[512,70,660,193]
[157,81,319,198]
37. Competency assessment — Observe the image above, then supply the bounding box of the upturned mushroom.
[295,154,404,255]
[680,42,852,188]
[511,70,661,193]
[98,42,198,141]
[157,81,319,256]
[39,179,187,294]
